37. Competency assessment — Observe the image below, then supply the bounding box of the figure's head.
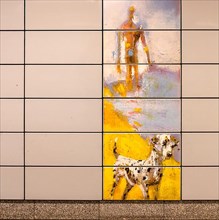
[128,6,135,20]
[151,134,179,159]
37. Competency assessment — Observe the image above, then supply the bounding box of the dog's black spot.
[125,168,129,173]
[137,160,142,162]
[160,173,163,177]
[137,170,140,173]
[172,144,178,148]
[143,176,146,180]
[113,182,116,187]
[147,168,151,172]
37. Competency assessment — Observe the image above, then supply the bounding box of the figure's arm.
[140,31,151,65]
[116,31,122,73]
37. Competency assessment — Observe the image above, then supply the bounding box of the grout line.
[1,63,219,65]
[0,165,218,168]
[101,0,104,202]
[1,131,219,134]
[180,0,183,201]
[23,0,26,201]
[2,97,219,99]
[1,29,219,32]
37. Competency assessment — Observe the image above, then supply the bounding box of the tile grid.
[0,0,218,201]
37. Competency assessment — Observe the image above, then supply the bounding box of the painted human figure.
[116,6,151,91]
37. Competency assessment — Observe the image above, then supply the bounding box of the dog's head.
[151,134,179,159]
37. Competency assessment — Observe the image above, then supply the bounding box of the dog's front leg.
[139,184,149,200]
[154,184,159,200]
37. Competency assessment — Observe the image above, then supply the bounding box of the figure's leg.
[133,64,139,89]
[126,64,133,91]
[133,53,140,89]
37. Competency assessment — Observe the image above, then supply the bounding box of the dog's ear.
[151,135,162,152]
[170,136,179,147]
[151,136,159,144]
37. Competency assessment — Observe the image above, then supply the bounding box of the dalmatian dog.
[111,134,179,200]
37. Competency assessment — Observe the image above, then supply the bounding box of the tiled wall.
[0,0,219,203]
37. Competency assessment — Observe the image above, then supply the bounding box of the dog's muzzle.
[167,152,172,158]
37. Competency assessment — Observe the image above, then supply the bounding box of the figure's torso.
[121,21,142,49]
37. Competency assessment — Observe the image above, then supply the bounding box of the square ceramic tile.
[182,65,219,97]
[25,133,102,166]
[104,167,180,200]
[104,0,180,29]
[182,0,219,29]
[182,167,219,200]
[26,65,102,98]
[0,32,24,64]
[0,0,24,30]
[25,167,102,200]
[104,99,180,132]
[0,65,24,98]
[0,133,23,165]
[26,0,102,30]
[0,99,23,132]
[104,133,181,167]
[104,31,180,64]
[182,133,219,166]
[182,31,219,63]
[182,99,219,131]
[26,31,102,64]
[0,167,24,200]
[25,99,102,132]
[103,64,181,97]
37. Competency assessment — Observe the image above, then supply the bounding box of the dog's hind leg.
[123,183,133,200]
[110,180,117,198]
[110,169,120,198]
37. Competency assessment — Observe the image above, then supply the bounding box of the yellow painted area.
[133,107,142,113]
[104,87,114,97]
[157,166,180,200]
[113,83,127,97]
[133,121,142,128]
[104,100,134,132]
[103,99,180,200]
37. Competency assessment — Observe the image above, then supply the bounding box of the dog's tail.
[113,137,119,159]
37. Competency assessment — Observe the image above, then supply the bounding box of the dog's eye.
[172,144,178,148]
[162,141,167,146]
